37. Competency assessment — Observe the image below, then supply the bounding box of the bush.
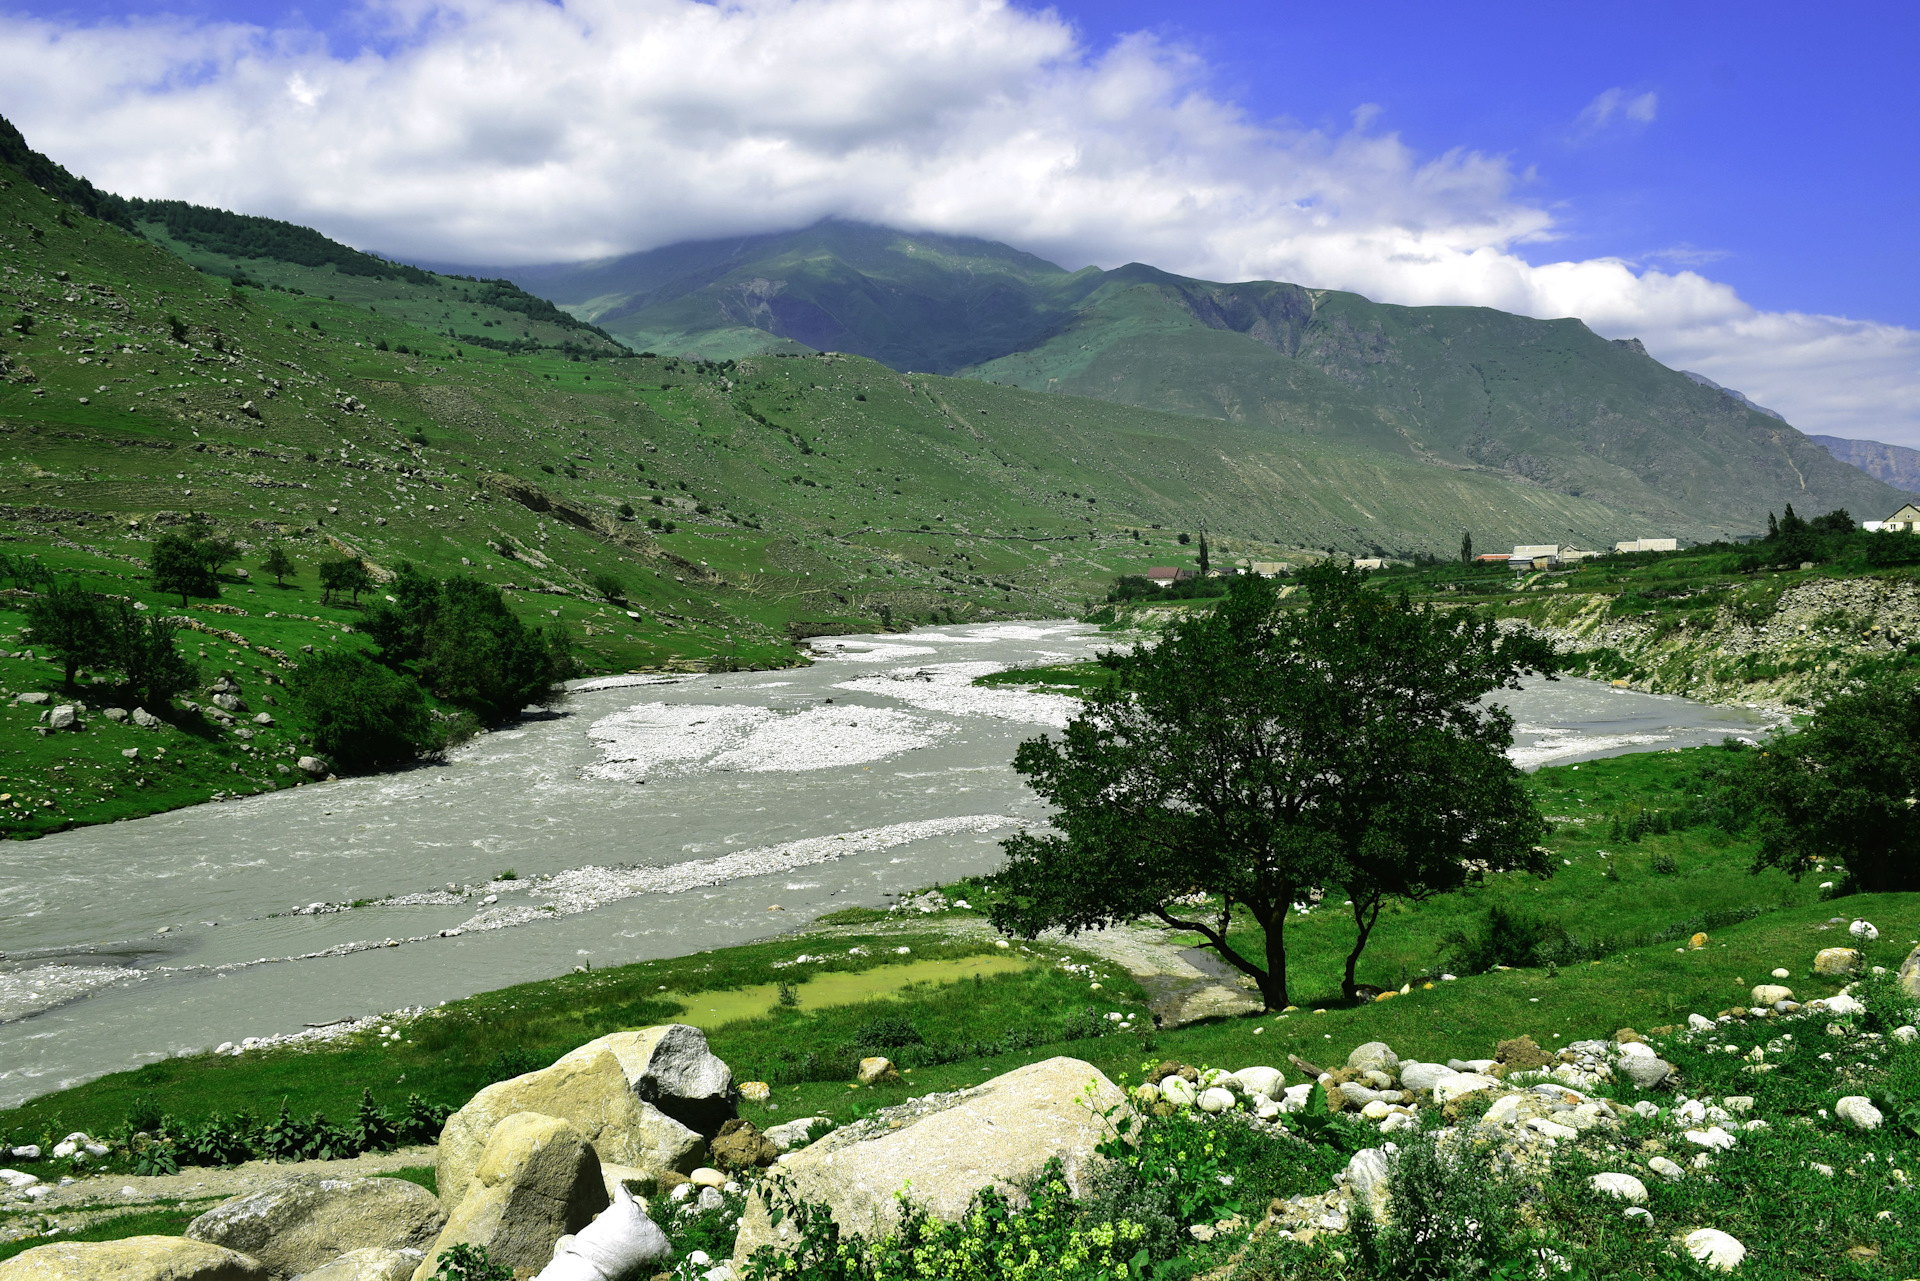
[592,570,625,600]
[293,650,438,772]
[1351,1126,1523,1280]
[1443,904,1563,974]
[1741,669,1920,891]
[105,603,197,710]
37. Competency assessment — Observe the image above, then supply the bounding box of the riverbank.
[2,762,1915,1273]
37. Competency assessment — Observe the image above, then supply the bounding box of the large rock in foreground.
[414,1112,608,1281]
[437,1026,732,1207]
[296,1248,422,1281]
[0,1237,267,1280]
[732,1056,1126,1266]
[184,1174,442,1277]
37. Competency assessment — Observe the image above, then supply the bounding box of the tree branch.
[1152,903,1268,987]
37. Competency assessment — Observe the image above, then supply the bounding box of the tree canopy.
[24,579,111,689]
[989,566,1560,1008]
[149,532,221,605]
[294,650,437,773]
[365,563,573,725]
[1742,670,1920,893]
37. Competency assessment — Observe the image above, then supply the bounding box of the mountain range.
[0,108,1912,687]
[484,221,1904,538]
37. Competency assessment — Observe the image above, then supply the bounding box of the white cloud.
[1,0,1914,444]
[1577,86,1658,131]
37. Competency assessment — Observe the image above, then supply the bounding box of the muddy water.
[0,623,1778,1106]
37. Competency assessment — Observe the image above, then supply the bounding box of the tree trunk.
[1153,888,1287,1008]
[1342,893,1384,1001]
[1255,897,1289,1010]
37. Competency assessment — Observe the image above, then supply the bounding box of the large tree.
[989,565,1559,1009]
[1742,671,1920,893]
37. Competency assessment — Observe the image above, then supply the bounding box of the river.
[0,622,1780,1107]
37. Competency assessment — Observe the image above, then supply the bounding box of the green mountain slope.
[508,226,1907,542]
[496,221,1102,371]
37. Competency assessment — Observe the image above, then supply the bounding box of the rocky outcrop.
[0,1237,267,1280]
[1525,573,1920,711]
[436,1026,733,1208]
[732,1056,1126,1267]
[184,1174,442,1277]
[414,1113,607,1281]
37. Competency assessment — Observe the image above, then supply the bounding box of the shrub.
[1740,670,1920,891]
[432,1242,512,1281]
[1443,904,1563,974]
[365,565,574,725]
[105,604,197,710]
[293,650,438,772]
[592,570,625,600]
[1351,1126,1522,1280]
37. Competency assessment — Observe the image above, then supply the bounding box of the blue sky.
[1043,0,1917,327]
[2,0,1915,440]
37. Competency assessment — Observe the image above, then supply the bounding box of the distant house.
[1614,537,1678,553]
[1248,561,1292,577]
[1144,567,1190,586]
[1473,552,1511,564]
[1353,558,1386,570]
[1508,543,1560,570]
[1868,504,1920,533]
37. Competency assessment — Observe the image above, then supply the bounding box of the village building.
[1614,537,1679,552]
[1143,567,1192,586]
[1865,504,1920,532]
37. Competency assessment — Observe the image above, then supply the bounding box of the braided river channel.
[0,621,1780,1106]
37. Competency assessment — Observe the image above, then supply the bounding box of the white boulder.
[1836,1096,1883,1130]
[1588,1173,1648,1204]
[1683,1228,1746,1271]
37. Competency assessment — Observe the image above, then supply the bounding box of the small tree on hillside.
[319,557,373,606]
[1197,528,1211,576]
[260,544,297,587]
[1742,670,1920,893]
[105,602,196,709]
[23,579,111,689]
[988,566,1560,1008]
[149,532,219,606]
